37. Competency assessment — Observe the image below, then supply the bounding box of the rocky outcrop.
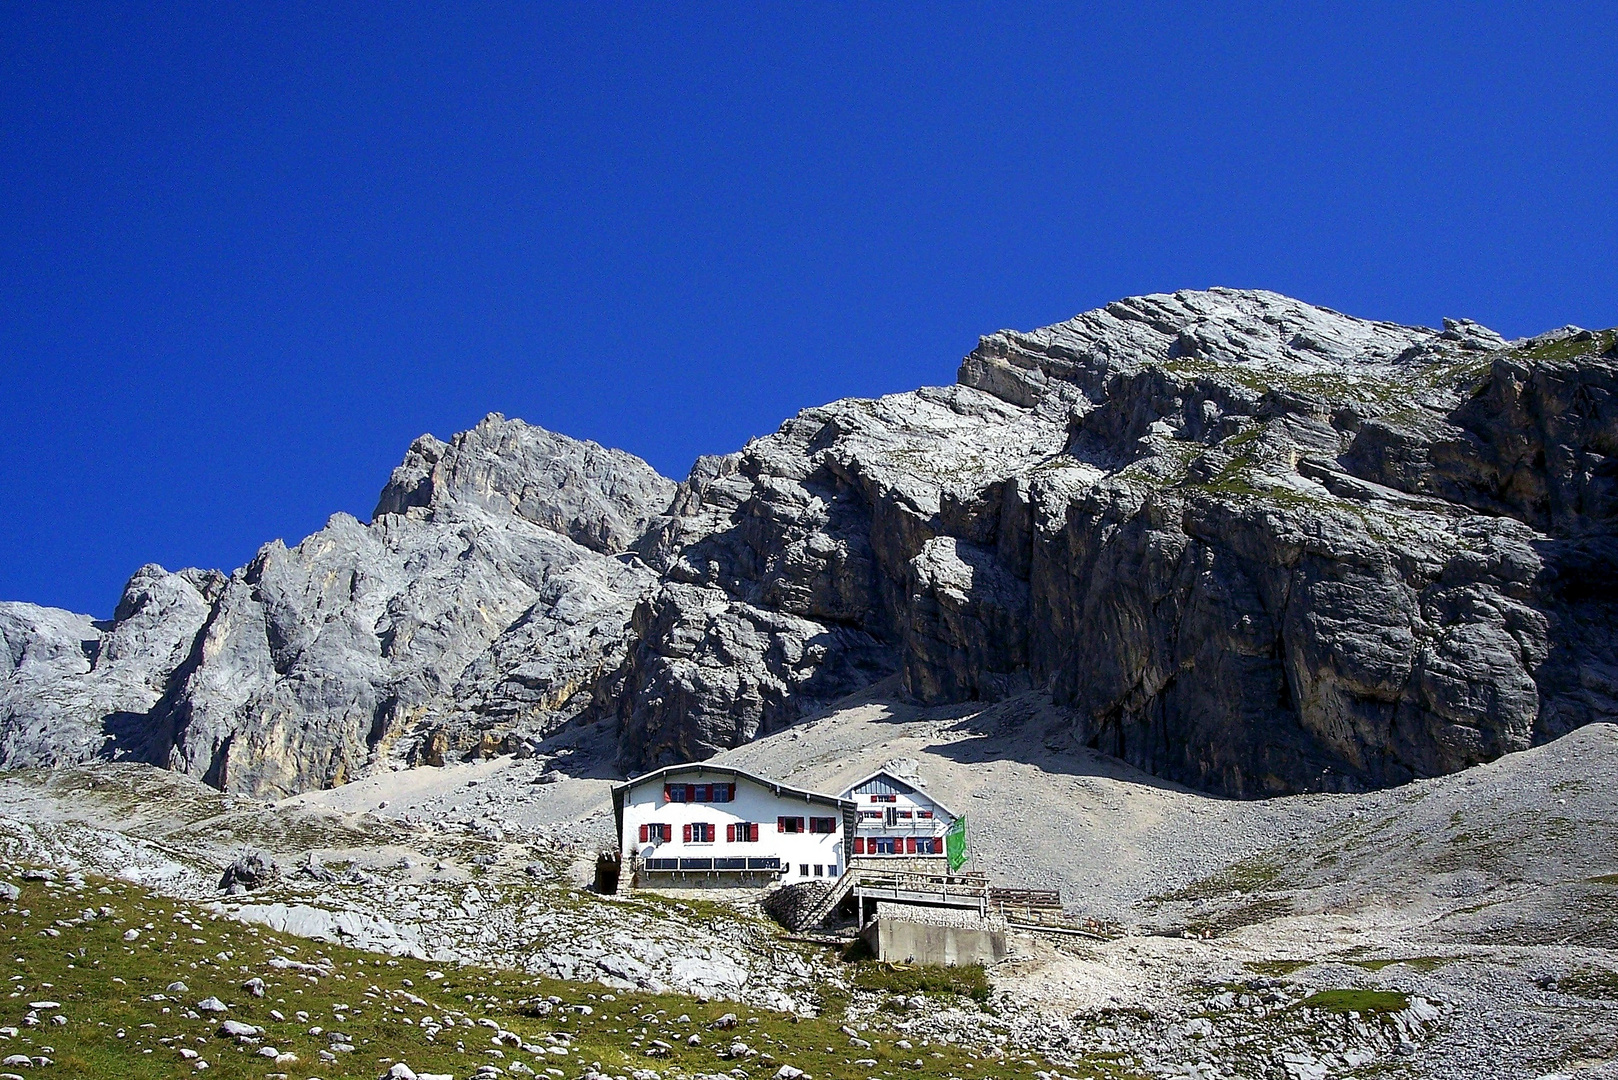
[0,565,221,767]
[615,290,1616,794]
[2,292,1615,799]
[1,414,674,798]
[375,415,675,554]
[611,581,894,766]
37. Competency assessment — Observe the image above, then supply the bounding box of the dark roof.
[611,763,856,838]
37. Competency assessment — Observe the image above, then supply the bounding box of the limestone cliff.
[3,290,1614,798]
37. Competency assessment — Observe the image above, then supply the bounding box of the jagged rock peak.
[373,412,677,554]
[960,286,1509,407]
[4,289,1615,805]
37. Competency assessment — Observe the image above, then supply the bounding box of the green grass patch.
[847,959,992,1003]
[0,866,1041,1079]
[1557,968,1618,1000]
[1162,857,1287,902]
[1243,960,1310,978]
[1348,957,1451,973]
[1513,329,1617,364]
[1179,897,1294,938]
[1297,989,1410,1015]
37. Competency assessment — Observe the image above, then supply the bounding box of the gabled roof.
[837,769,962,820]
[611,762,856,837]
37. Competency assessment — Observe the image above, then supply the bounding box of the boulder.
[219,851,277,894]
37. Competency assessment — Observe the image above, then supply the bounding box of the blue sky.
[3,3,1615,616]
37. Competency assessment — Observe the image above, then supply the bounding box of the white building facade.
[612,764,856,888]
[839,769,959,863]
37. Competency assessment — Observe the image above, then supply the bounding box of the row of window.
[852,836,942,855]
[639,857,838,878]
[663,782,736,803]
[857,808,933,820]
[638,817,839,844]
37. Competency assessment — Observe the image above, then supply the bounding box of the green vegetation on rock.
[1296,989,1411,1015]
[0,868,1045,1080]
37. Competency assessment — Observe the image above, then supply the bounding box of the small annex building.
[840,768,961,868]
[612,763,856,889]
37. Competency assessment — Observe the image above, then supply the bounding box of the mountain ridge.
[4,287,1614,799]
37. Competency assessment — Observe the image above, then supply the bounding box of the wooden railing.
[989,886,1063,910]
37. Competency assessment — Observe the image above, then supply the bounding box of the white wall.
[844,775,954,857]
[620,773,846,883]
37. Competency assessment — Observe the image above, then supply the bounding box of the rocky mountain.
[1,415,671,795]
[3,288,1615,799]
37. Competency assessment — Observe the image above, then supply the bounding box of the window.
[813,865,824,877]
[859,810,883,821]
[828,864,838,877]
[868,837,898,855]
[638,823,672,843]
[799,864,809,877]
[726,823,760,843]
[665,781,738,804]
[917,809,934,819]
[896,810,913,819]
[870,793,896,803]
[683,822,715,843]
[777,816,805,834]
[809,817,837,834]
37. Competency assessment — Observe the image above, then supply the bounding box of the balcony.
[640,856,781,874]
[854,819,945,836]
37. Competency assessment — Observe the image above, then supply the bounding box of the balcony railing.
[854,820,946,835]
[641,856,780,873]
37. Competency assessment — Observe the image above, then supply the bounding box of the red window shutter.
[639,824,648,843]
[726,823,735,843]
[797,817,806,833]
[853,838,865,854]
[663,785,671,802]
[684,784,694,802]
[906,837,917,854]
[683,823,692,843]
[727,783,736,801]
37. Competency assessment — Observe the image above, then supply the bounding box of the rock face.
[2,292,1615,798]
[2,414,670,797]
[375,419,675,554]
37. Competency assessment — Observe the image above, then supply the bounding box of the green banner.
[945,815,967,871]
